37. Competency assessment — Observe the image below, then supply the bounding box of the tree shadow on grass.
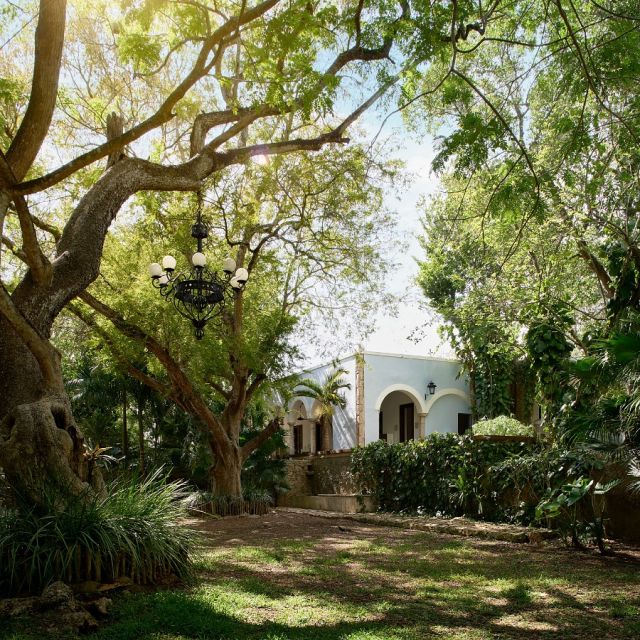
[4,516,639,640]
[87,580,638,640]
[185,526,640,640]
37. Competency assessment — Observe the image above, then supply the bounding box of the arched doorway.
[378,390,422,443]
[287,399,307,455]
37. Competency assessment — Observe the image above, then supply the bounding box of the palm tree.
[66,355,124,453]
[565,328,640,491]
[296,368,351,452]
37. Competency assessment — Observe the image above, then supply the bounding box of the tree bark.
[209,435,243,498]
[137,393,145,475]
[0,394,104,507]
[321,416,333,451]
[122,388,129,462]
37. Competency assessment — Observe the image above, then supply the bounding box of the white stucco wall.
[288,356,357,452]
[363,352,471,444]
[286,351,472,452]
[425,394,472,434]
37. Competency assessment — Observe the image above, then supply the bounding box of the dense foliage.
[353,436,623,550]
[415,1,640,480]
[352,435,537,520]
[472,416,534,437]
[0,472,194,595]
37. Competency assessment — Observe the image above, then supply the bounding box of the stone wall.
[311,453,357,495]
[281,451,639,544]
[606,483,640,544]
[283,458,314,496]
[282,453,357,497]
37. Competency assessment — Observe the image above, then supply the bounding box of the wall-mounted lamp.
[425,381,437,399]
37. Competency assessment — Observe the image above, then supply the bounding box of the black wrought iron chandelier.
[148,194,248,340]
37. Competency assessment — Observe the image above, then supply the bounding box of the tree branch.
[246,373,267,400]
[575,238,614,298]
[0,283,61,391]
[240,416,282,460]
[0,153,51,284]
[67,302,182,407]
[207,378,231,400]
[77,290,231,445]
[1,234,27,261]
[12,0,282,196]
[189,0,407,155]
[4,0,67,182]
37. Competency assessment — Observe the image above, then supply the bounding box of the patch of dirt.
[184,509,640,564]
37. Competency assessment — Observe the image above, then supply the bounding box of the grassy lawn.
[2,511,639,640]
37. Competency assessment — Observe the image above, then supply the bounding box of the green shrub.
[472,415,534,437]
[241,426,290,498]
[536,476,619,552]
[352,434,537,519]
[0,470,195,596]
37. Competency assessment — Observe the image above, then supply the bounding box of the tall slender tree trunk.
[137,394,145,475]
[122,388,129,462]
[321,415,333,451]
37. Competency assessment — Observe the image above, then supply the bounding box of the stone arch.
[310,399,323,420]
[423,387,470,414]
[374,383,428,415]
[287,399,307,424]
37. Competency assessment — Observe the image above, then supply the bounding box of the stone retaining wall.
[282,458,313,496]
[282,452,356,497]
[311,453,356,494]
[278,494,375,513]
[280,451,640,543]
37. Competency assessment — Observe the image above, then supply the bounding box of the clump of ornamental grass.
[0,470,195,596]
[185,488,273,517]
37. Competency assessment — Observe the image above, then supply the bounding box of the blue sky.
[302,108,454,367]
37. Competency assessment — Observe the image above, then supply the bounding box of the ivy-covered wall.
[351,436,640,544]
[351,435,539,520]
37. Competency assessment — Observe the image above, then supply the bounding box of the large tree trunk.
[0,159,193,506]
[0,321,103,507]
[209,440,243,498]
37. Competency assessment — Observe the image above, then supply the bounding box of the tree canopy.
[415,1,639,460]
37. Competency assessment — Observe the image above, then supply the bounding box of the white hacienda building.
[285,351,473,455]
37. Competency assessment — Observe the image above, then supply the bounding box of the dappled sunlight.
[167,512,640,639]
[2,511,639,639]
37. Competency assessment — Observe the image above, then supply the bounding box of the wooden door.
[399,403,415,442]
[457,413,472,435]
[378,411,386,441]
[293,424,303,454]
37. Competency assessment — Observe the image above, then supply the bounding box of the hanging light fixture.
[148,193,248,340]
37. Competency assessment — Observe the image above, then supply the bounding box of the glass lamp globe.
[148,262,163,277]
[162,255,177,271]
[223,257,236,274]
[192,252,206,267]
